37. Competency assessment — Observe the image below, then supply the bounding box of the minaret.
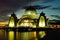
[8,12,17,27]
[38,12,47,28]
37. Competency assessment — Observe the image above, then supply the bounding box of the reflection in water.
[18,31,37,40]
[0,30,5,40]
[0,29,60,40]
[37,31,46,40]
[0,30,47,40]
[38,31,46,38]
[16,31,18,40]
[8,31,14,40]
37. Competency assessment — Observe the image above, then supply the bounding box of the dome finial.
[40,11,45,16]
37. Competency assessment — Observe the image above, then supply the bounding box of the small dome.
[40,12,45,16]
[11,12,16,17]
[25,7,37,15]
[25,6,36,11]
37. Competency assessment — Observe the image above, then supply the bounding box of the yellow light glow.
[20,22,32,27]
[9,17,15,27]
[0,21,8,27]
[39,16,45,27]
[0,21,8,24]
[33,25,36,28]
[19,20,35,27]
[33,32,36,37]
[27,11,31,15]
[17,23,20,27]
[24,20,29,22]
[24,22,29,27]
[25,10,36,15]
[39,31,46,38]
[8,31,14,40]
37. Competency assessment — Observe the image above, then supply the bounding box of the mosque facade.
[8,8,48,28]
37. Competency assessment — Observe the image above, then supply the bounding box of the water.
[0,29,60,40]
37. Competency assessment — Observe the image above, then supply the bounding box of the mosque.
[8,7,48,28]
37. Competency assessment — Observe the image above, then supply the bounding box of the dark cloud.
[51,15,60,19]
[23,5,51,9]
[0,16,9,22]
[50,7,60,10]
[0,0,40,21]
[0,0,39,11]
[0,0,39,8]
[42,0,55,3]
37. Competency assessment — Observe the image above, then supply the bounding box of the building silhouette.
[8,7,48,28]
[38,12,47,28]
[8,12,17,27]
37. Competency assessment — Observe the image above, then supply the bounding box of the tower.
[38,12,47,28]
[8,12,17,27]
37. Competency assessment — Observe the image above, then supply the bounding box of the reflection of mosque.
[8,7,48,28]
[4,30,46,40]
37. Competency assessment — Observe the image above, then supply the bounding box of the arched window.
[9,17,15,27]
[39,16,45,27]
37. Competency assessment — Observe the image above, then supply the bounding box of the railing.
[0,27,60,31]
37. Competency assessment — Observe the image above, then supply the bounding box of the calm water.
[0,29,60,40]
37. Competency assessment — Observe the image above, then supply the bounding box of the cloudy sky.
[0,0,60,22]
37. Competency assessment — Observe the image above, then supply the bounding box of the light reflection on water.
[8,31,14,40]
[18,31,38,40]
[0,30,46,40]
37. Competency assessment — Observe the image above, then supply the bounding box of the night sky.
[0,0,60,22]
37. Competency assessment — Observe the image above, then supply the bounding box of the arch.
[39,16,45,27]
[9,17,15,27]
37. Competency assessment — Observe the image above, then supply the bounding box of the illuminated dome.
[25,7,36,15]
[23,7,39,19]
[17,15,36,28]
